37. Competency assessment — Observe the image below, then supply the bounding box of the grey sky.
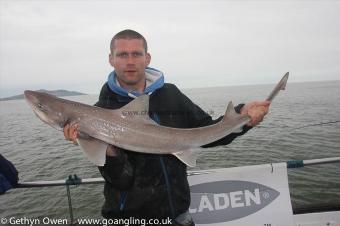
[1,0,339,97]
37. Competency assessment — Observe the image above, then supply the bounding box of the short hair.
[110,29,148,53]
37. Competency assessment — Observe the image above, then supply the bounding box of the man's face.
[109,39,151,87]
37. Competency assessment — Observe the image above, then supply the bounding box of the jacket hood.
[107,67,164,98]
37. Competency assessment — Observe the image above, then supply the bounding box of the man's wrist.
[106,145,118,156]
[235,103,245,114]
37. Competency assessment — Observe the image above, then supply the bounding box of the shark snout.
[24,90,39,104]
[24,90,34,98]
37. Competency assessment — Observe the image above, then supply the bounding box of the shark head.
[24,90,68,130]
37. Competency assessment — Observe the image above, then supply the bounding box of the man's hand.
[63,123,119,156]
[63,123,79,145]
[241,101,271,127]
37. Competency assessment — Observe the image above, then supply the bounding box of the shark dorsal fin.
[225,101,236,117]
[118,95,150,119]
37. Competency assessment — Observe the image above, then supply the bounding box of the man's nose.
[126,55,136,64]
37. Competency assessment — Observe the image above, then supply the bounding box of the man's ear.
[109,53,114,67]
[146,53,151,66]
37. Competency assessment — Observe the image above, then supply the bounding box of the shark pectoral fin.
[76,136,108,166]
[173,149,200,167]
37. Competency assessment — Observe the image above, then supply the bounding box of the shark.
[24,72,288,167]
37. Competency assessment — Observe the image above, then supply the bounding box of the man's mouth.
[125,68,137,72]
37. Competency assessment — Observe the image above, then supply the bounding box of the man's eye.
[116,52,143,58]
[117,53,128,58]
[132,52,143,57]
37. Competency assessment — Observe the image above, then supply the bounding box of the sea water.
[1,80,339,219]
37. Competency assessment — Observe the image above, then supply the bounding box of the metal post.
[66,184,74,225]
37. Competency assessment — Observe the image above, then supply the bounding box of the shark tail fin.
[173,149,200,167]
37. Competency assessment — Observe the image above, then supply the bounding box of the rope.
[292,120,340,130]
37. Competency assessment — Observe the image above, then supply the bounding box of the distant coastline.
[0,89,86,101]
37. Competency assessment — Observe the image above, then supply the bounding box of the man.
[64,29,270,225]
[0,154,19,194]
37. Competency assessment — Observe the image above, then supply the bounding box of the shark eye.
[37,103,44,110]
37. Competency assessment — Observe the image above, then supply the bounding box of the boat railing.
[11,157,340,224]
